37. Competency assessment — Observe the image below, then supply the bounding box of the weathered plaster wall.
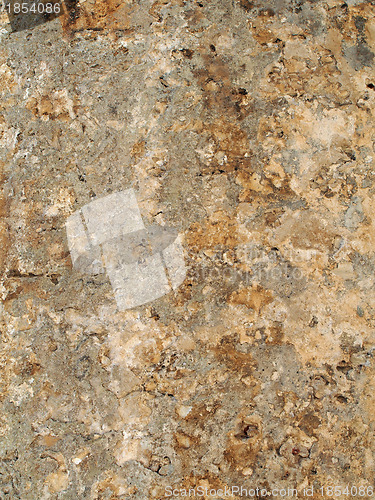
[1,0,375,498]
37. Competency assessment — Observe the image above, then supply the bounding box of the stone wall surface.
[1,0,375,498]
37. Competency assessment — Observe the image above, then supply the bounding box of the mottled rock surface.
[1,0,375,498]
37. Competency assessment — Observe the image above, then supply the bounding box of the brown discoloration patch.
[251,25,280,46]
[181,48,194,59]
[0,162,9,275]
[173,401,217,467]
[239,0,254,12]
[0,195,8,218]
[247,6,282,48]
[0,219,10,274]
[41,435,60,447]
[204,120,251,174]
[225,414,262,469]
[213,335,257,380]
[229,285,273,312]
[266,321,284,345]
[191,51,254,174]
[298,413,321,437]
[130,140,146,160]
[59,0,134,34]
[4,285,23,302]
[26,90,79,121]
[14,357,41,377]
[186,212,239,253]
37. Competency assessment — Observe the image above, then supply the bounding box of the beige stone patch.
[26,89,78,121]
[45,470,70,494]
[272,209,336,251]
[0,64,16,94]
[44,453,70,494]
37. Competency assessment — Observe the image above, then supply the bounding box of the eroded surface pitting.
[0,0,375,498]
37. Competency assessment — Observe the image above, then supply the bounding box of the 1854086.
[2,0,61,14]
[320,485,374,497]
[1,0,64,31]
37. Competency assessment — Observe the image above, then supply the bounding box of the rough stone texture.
[1,0,375,498]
